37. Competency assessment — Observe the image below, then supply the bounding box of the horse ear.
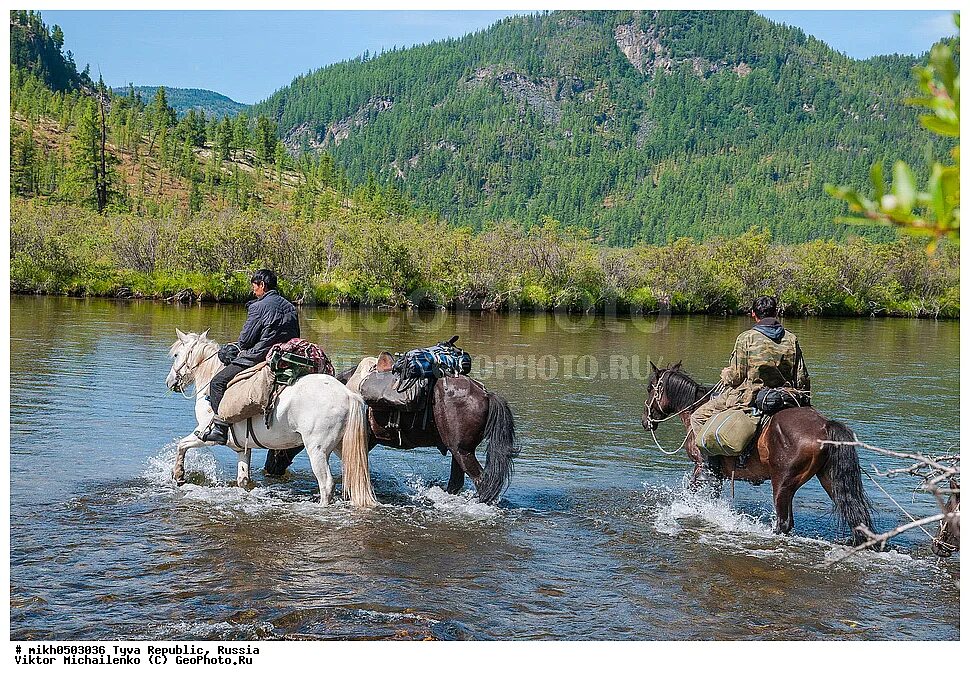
[672,360,682,371]
[376,351,394,372]
[176,328,188,343]
[650,361,659,374]
[199,329,209,341]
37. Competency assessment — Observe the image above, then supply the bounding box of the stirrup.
[196,420,228,444]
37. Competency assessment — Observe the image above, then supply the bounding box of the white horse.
[164,329,377,507]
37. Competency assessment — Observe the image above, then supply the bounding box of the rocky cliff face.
[614,14,751,79]
[466,66,588,124]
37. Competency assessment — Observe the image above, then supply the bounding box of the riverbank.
[10,201,960,318]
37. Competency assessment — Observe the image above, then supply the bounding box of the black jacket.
[234,289,300,367]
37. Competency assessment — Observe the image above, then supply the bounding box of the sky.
[38,9,960,105]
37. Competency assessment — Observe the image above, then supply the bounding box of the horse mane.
[172,332,223,391]
[661,365,712,412]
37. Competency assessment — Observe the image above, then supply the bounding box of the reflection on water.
[9,296,960,640]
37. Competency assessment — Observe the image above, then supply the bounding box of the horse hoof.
[174,477,186,486]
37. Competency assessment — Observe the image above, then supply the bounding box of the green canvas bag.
[697,407,759,457]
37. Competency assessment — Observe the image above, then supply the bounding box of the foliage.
[9,200,959,318]
[9,9,93,92]
[827,18,959,249]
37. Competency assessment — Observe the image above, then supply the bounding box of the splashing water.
[405,476,504,521]
[143,441,223,487]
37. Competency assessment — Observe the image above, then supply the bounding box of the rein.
[644,371,721,455]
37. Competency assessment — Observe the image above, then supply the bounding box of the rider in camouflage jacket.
[690,295,810,440]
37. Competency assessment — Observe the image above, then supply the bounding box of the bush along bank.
[9,201,959,318]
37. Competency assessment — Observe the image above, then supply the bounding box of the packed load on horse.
[358,335,471,414]
[690,295,811,462]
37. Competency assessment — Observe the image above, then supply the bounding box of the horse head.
[165,328,213,393]
[344,356,379,394]
[932,478,960,558]
[642,360,685,431]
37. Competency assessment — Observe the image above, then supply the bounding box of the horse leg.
[237,447,252,489]
[174,433,205,485]
[453,449,485,496]
[446,454,466,495]
[772,480,797,535]
[304,438,336,505]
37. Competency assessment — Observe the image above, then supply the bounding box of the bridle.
[644,369,721,455]
[171,339,219,398]
[644,370,721,426]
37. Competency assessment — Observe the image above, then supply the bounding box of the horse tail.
[341,392,377,508]
[477,392,520,504]
[821,420,874,546]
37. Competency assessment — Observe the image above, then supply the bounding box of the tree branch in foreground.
[818,440,959,566]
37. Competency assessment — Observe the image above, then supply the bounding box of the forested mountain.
[251,10,938,244]
[111,86,248,120]
[10,9,93,92]
[8,10,958,317]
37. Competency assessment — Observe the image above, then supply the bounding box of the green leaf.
[904,96,939,109]
[834,216,886,227]
[870,163,885,200]
[928,164,948,228]
[930,44,957,96]
[891,161,917,213]
[920,114,960,137]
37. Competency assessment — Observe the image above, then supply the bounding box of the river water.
[9,296,959,640]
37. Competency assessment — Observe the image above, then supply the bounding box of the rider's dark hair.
[752,295,778,319]
[251,269,278,290]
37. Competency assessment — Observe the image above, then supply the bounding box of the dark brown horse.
[642,362,874,545]
[265,354,519,504]
[932,479,960,557]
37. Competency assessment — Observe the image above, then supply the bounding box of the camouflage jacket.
[720,318,810,406]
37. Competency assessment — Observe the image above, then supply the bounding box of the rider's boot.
[196,418,229,445]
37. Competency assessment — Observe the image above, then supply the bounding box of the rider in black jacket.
[197,269,300,445]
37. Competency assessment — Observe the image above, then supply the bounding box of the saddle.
[359,370,430,412]
[218,340,335,426]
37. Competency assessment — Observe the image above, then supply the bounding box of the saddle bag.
[697,407,759,458]
[267,338,335,386]
[359,370,430,412]
[754,387,809,415]
[218,364,275,423]
[391,335,471,385]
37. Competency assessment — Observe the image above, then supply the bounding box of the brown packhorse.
[265,354,519,504]
[642,362,874,545]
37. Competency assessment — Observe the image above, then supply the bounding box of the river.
[9,296,960,640]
